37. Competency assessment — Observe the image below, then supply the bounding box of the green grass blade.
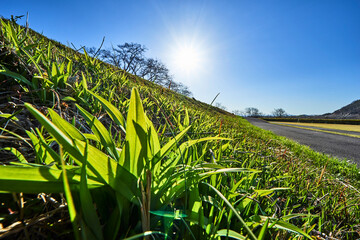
[25,103,83,161]
[122,231,167,240]
[270,220,312,239]
[48,108,86,141]
[26,130,56,165]
[183,108,190,127]
[157,125,191,160]
[61,147,81,240]
[25,103,118,183]
[199,168,261,178]
[145,114,160,159]
[80,141,104,240]
[0,165,103,193]
[0,65,33,89]
[202,182,257,240]
[88,90,126,133]
[1,147,27,163]
[81,72,88,90]
[216,229,246,240]
[0,127,32,147]
[0,113,19,121]
[76,104,119,160]
[258,217,269,240]
[121,88,147,177]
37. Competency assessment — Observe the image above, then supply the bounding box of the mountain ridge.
[323,99,360,119]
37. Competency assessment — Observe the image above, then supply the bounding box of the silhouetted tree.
[272,108,287,117]
[215,102,227,111]
[140,58,170,85]
[170,82,192,97]
[244,107,262,117]
[232,110,243,116]
[101,43,146,75]
[87,42,192,97]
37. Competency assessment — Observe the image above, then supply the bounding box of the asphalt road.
[246,118,360,166]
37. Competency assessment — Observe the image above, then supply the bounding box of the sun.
[170,41,206,75]
[173,45,201,72]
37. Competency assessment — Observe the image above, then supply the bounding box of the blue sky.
[2,0,360,115]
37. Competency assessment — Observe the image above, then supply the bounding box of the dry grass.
[271,122,360,133]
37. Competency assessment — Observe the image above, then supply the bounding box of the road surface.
[246,118,360,166]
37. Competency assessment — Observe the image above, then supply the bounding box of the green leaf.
[216,229,246,240]
[83,134,100,142]
[183,108,190,127]
[21,48,44,78]
[258,217,269,240]
[145,114,160,160]
[270,219,312,239]
[1,147,27,163]
[51,62,58,78]
[27,130,56,165]
[67,59,73,74]
[0,65,32,90]
[199,168,261,178]
[0,114,19,121]
[157,136,231,180]
[156,126,191,162]
[25,103,118,184]
[0,165,103,193]
[121,88,147,177]
[150,126,192,176]
[25,103,83,161]
[81,72,88,90]
[150,210,187,219]
[48,108,86,141]
[79,141,104,240]
[88,91,126,133]
[202,182,257,240]
[254,187,290,197]
[281,213,315,222]
[62,96,76,102]
[178,137,231,154]
[76,104,119,160]
[0,127,31,147]
[61,147,81,240]
[59,61,65,75]
[122,231,167,240]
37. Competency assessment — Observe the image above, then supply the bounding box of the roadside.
[270,122,360,136]
[246,117,360,166]
[270,122,360,138]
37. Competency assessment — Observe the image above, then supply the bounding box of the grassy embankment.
[0,18,360,239]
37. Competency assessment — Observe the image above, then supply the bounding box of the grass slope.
[0,18,360,239]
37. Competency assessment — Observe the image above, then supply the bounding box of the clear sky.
[2,0,360,115]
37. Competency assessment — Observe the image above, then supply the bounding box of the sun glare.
[170,41,206,76]
[174,45,201,72]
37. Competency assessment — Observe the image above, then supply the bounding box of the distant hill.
[324,100,360,119]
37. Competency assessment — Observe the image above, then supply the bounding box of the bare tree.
[88,42,193,96]
[215,102,227,111]
[272,108,287,117]
[232,110,244,116]
[101,43,146,75]
[170,82,192,97]
[178,84,192,97]
[140,58,169,85]
[244,107,262,117]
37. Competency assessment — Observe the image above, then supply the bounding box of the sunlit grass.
[0,17,360,239]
